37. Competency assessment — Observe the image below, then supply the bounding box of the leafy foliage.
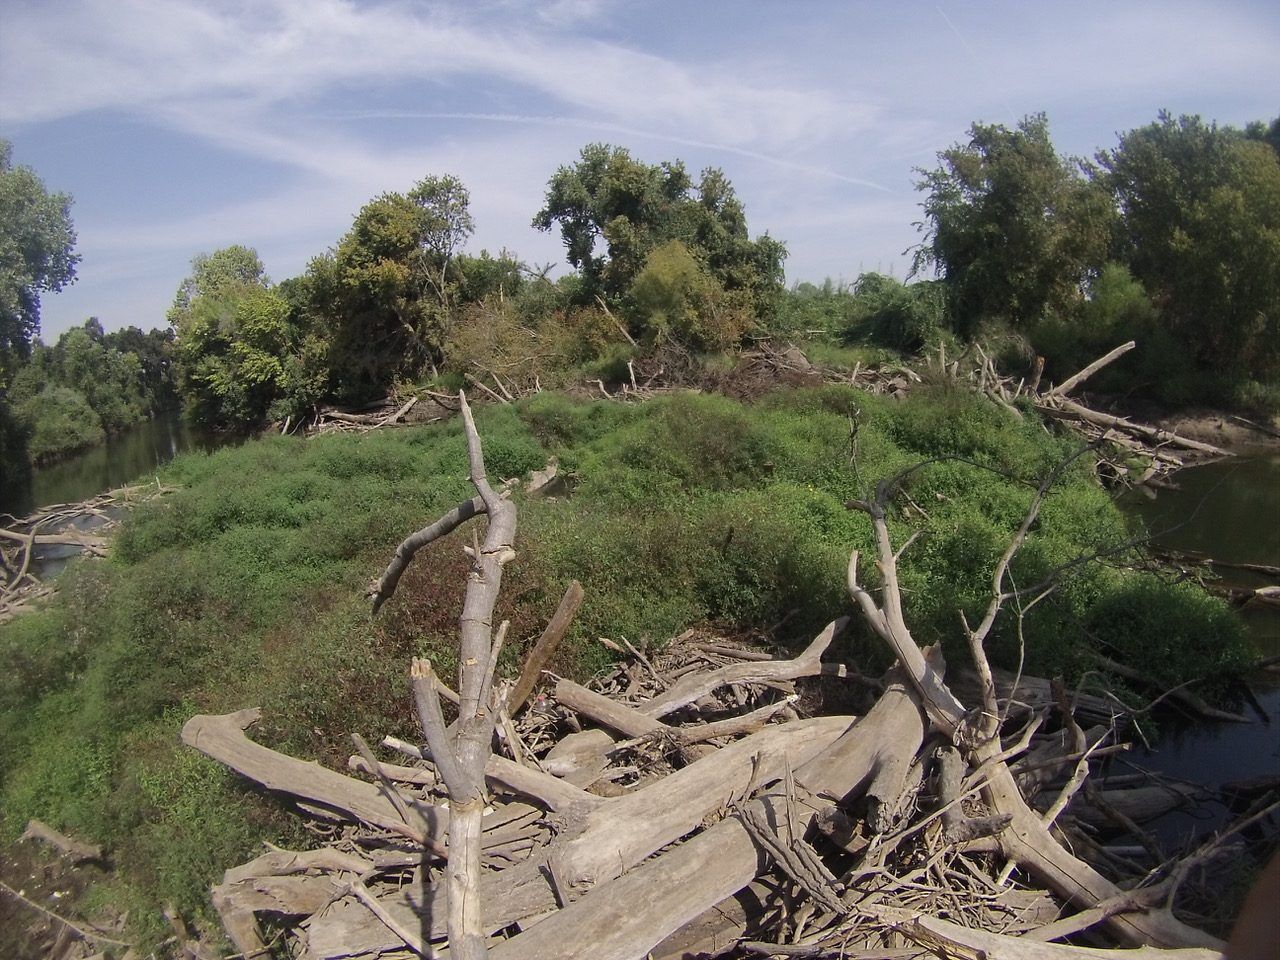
[533,143,786,334]
[171,248,327,427]
[912,114,1114,338]
[1099,111,1280,380]
[0,140,79,366]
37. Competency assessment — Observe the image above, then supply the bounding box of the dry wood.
[897,909,1220,960]
[303,715,854,955]
[509,579,583,712]
[368,495,485,614]
[485,681,925,960]
[845,464,1222,950]
[20,819,103,863]
[1046,341,1136,398]
[1041,399,1231,458]
[181,708,443,849]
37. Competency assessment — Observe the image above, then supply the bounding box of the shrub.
[14,384,104,462]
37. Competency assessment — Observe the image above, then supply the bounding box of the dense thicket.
[912,111,1279,409]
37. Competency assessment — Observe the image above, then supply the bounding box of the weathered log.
[509,579,583,712]
[303,714,855,957]
[891,908,1221,960]
[483,680,925,960]
[182,708,443,847]
[1041,399,1231,458]
[1046,341,1137,399]
[20,819,103,863]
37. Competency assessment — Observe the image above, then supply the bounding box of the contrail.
[314,109,893,192]
[936,5,1019,127]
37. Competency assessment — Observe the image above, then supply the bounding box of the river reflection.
[1119,451,1280,843]
[0,412,230,517]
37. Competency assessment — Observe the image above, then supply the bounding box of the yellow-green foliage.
[629,240,752,350]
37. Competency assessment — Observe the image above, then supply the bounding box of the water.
[1118,451,1280,844]
[0,411,227,518]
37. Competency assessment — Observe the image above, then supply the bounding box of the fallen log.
[20,819,103,864]
[303,713,855,956]
[484,680,925,960]
[182,708,441,845]
[1046,341,1137,399]
[1041,399,1231,458]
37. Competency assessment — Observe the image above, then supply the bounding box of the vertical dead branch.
[392,390,517,960]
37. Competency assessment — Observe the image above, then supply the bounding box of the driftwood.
[1,482,168,623]
[187,400,1250,960]
[20,819,103,864]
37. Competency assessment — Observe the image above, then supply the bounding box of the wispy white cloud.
[3,0,1275,337]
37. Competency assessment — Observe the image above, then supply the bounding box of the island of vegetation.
[0,111,1276,957]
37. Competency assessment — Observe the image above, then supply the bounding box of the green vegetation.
[0,385,1251,947]
[912,110,1279,412]
[6,319,177,463]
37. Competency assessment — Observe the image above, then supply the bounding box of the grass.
[0,383,1252,950]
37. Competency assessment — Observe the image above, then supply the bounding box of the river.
[1119,449,1280,844]
[0,411,228,518]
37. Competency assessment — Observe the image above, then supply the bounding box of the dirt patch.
[0,837,120,960]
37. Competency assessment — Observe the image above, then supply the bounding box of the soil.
[0,836,119,960]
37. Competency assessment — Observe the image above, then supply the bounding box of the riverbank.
[0,370,1272,953]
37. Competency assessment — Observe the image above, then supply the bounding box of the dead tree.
[374,390,517,960]
[845,463,1223,950]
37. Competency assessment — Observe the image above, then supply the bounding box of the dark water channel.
[1118,450,1280,845]
[0,411,228,519]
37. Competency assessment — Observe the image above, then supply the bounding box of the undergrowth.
[0,384,1250,950]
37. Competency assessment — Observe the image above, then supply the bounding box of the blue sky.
[2,0,1277,339]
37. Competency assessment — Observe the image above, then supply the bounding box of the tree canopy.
[533,144,786,324]
[912,114,1114,338]
[1099,111,1280,377]
[0,140,80,366]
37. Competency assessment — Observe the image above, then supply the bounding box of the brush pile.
[180,392,1270,960]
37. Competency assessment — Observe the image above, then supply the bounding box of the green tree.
[629,240,744,350]
[912,114,1114,337]
[841,273,946,352]
[1100,112,1280,378]
[321,175,475,398]
[533,144,786,327]
[171,247,325,427]
[0,140,80,367]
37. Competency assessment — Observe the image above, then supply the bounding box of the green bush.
[13,384,105,462]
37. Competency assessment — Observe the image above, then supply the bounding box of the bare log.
[1042,399,1231,458]
[1046,341,1136,399]
[509,579,583,712]
[304,714,854,956]
[182,708,443,847]
[845,463,1222,950]
[895,908,1220,960]
[20,818,103,863]
[484,681,925,960]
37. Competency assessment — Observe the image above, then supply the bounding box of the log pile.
[0,482,169,623]
[180,396,1267,960]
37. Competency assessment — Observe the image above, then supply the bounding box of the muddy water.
[1119,451,1280,844]
[0,411,227,518]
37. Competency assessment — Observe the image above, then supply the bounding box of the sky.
[2,0,1277,340]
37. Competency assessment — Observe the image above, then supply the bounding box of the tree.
[0,140,79,368]
[1100,112,1280,378]
[170,245,324,426]
[167,245,267,328]
[533,144,786,327]
[321,175,475,398]
[912,115,1114,337]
